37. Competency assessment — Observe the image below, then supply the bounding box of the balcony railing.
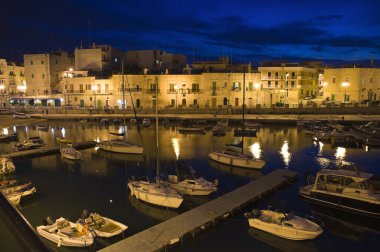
[167,88,202,94]
[146,89,160,94]
[118,87,143,92]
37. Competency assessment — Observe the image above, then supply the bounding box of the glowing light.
[280,140,291,167]
[250,142,262,159]
[365,145,369,152]
[95,137,100,143]
[171,138,180,160]
[61,127,66,138]
[335,147,346,160]
[318,141,324,156]
[13,126,16,132]
[2,128,8,135]
[0,85,4,90]
[51,128,54,134]
[17,85,26,91]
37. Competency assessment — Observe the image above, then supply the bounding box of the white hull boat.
[164,177,217,196]
[99,140,143,154]
[6,194,22,206]
[81,213,128,238]
[37,217,94,247]
[209,150,265,169]
[245,209,323,240]
[128,180,183,209]
[61,146,82,160]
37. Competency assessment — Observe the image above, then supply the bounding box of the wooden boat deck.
[99,169,297,252]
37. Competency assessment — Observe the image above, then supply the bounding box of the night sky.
[1,0,380,64]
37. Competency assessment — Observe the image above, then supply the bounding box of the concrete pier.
[99,169,297,252]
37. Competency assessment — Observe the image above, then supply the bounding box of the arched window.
[223,97,228,106]
[182,99,186,106]
[136,99,140,108]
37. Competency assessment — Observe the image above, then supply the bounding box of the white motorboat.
[128,180,183,209]
[299,167,380,217]
[3,186,37,204]
[209,148,265,169]
[0,157,16,174]
[37,217,94,247]
[164,161,217,196]
[99,139,143,154]
[61,144,82,160]
[245,209,323,240]
[80,212,128,238]
[128,68,183,209]
[0,179,17,189]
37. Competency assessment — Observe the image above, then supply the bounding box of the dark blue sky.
[1,0,380,64]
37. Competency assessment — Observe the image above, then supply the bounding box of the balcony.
[119,87,143,92]
[146,89,160,94]
[212,90,217,96]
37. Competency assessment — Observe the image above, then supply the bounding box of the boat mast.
[155,61,160,184]
[122,60,126,137]
[242,66,246,154]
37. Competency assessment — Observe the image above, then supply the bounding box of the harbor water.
[0,120,379,251]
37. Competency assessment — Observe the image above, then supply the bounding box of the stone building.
[0,59,25,96]
[74,44,122,76]
[323,67,380,103]
[24,51,73,96]
[258,63,320,106]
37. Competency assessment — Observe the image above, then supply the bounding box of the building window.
[370,78,373,83]
[55,60,58,64]
[268,72,272,79]
[268,81,271,88]
[30,61,33,65]
[291,72,295,78]
[223,97,228,105]
[169,83,175,92]
[275,72,279,79]
[249,82,253,91]
[291,81,295,88]
[192,83,199,92]
[332,77,336,84]
[86,84,91,90]
[80,84,84,93]
[90,97,92,101]
[74,97,78,101]
[345,77,349,82]
[31,74,34,78]
[41,60,44,64]
[42,74,45,79]
[105,84,109,92]
[193,99,197,105]
[212,81,217,91]
[233,82,240,91]
[275,81,278,88]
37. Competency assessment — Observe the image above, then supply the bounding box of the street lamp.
[91,85,97,108]
[254,83,260,106]
[341,82,350,102]
[174,84,178,110]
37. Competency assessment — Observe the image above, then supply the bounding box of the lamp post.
[341,82,350,102]
[91,85,97,109]
[254,83,260,106]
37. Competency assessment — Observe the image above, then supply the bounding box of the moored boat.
[245,209,323,240]
[98,139,143,154]
[56,137,74,144]
[14,136,45,151]
[299,167,380,217]
[0,157,16,175]
[79,211,128,238]
[37,217,94,247]
[60,144,82,160]
[0,179,17,189]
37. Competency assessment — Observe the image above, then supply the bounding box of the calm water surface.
[1,120,379,251]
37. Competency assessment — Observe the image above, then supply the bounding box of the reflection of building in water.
[335,147,346,160]
[31,155,59,172]
[279,140,291,167]
[128,194,178,221]
[248,228,318,252]
[209,160,263,179]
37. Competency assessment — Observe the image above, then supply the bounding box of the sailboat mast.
[242,66,246,153]
[155,68,160,182]
[122,60,126,136]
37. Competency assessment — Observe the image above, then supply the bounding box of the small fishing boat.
[100,118,111,124]
[130,118,137,124]
[80,118,87,123]
[0,157,16,175]
[37,217,94,247]
[113,118,122,124]
[79,211,128,238]
[245,209,323,240]
[3,186,37,203]
[0,132,17,141]
[212,125,227,136]
[0,179,17,189]
[56,137,74,144]
[1,182,33,195]
[14,137,45,151]
[60,144,82,160]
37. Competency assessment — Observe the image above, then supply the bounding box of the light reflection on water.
[0,121,379,251]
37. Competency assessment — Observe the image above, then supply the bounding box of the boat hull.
[248,218,322,240]
[37,226,93,247]
[92,217,128,238]
[299,186,380,218]
[167,183,215,196]
[98,142,143,154]
[128,182,183,209]
[209,152,265,169]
